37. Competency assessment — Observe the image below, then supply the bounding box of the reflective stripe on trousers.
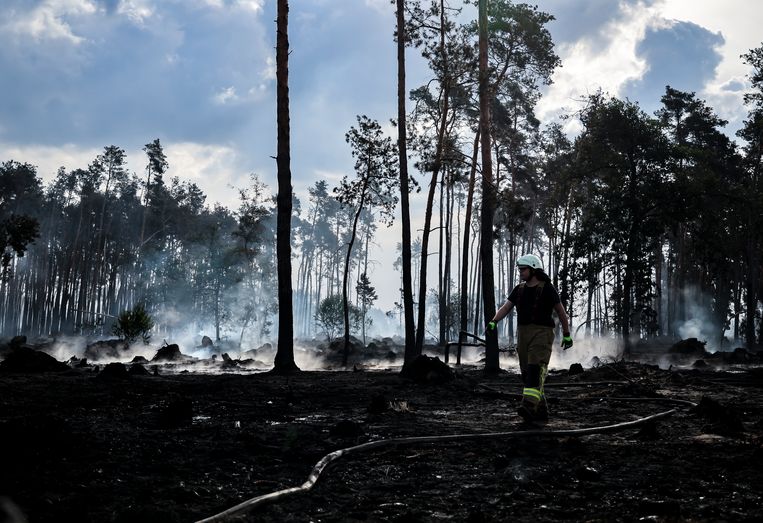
[522,387,542,403]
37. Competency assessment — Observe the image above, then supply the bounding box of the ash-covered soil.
[1,348,762,522]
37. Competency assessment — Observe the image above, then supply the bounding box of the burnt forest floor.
[2,358,763,522]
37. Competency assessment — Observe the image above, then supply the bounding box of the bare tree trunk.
[342,182,368,367]
[479,0,499,372]
[438,172,445,345]
[397,0,414,363]
[415,0,451,355]
[744,235,760,348]
[473,251,482,335]
[460,131,480,342]
[444,170,454,340]
[273,0,299,373]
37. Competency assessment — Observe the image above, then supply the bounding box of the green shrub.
[113,303,155,344]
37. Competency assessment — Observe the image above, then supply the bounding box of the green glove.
[487,321,496,331]
[561,333,573,350]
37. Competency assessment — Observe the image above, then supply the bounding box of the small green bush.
[113,303,155,344]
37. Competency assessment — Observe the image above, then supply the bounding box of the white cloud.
[117,0,154,26]
[364,0,392,14]
[213,86,239,105]
[200,0,225,8]
[0,142,101,179]
[310,169,345,184]
[235,0,264,13]
[247,83,269,101]
[535,0,763,133]
[537,2,660,123]
[262,55,276,82]
[655,0,763,126]
[163,142,246,207]
[3,0,98,44]
[193,0,262,12]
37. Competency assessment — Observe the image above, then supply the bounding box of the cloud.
[0,142,101,179]
[234,0,263,13]
[364,0,392,15]
[163,142,249,206]
[534,0,763,133]
[537,2,658,123]
[0,0,273,147]
[1,0,98,44]
[214,86,239,105]
[0,140,251,209]
[261,55,276,81]
[535,0,665,49]
[190,0,263,12]
[654,0,763,129]
[623,20,724,114]
[117,0,154,25]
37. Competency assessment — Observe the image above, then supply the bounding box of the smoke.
[293,342,333,370]
[549,335,623,370]
[42,334,155,363]
[44,335,88,362]
[678,318,703,340]
[365,307,404,339]
[423,333,623,372]
[674,286,729,352]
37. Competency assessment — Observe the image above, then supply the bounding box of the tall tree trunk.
[397,0,421,363]
[214,277,221,342]
[479,0,499,372]
[273,0,299,373]
[342,184,368,367]
[414,0,452,355]
[415,168,440,353]
[443,170,454,340]
[459,132,479,341]
[744,234,760,348]
[438,172,446,345]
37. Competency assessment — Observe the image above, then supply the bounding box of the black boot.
[517,395,540,422]
[535,396,549,422]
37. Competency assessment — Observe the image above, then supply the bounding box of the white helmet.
[516,254,543,270]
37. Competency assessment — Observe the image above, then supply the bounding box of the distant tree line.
[0,143,278,344]
[2,0,762,354]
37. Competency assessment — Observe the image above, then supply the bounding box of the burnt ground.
[1,352,763,522]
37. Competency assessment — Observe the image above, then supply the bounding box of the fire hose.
[196,392,697,522]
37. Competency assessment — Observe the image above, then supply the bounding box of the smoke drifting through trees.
[1,6,762,354]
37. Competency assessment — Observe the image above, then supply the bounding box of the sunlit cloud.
[199,0,264,13]
[235,0,264,13]
[2,0,98,44]
[655,0,761,127]
[200,0,225,8]
[537,2,659,123]
[262,55,276,81]
[0,142,101,179]
[311,169,345,184]
[117,0,155,26]
[213,86,239,105]
[162,142,248,207]
[0,141,249,210]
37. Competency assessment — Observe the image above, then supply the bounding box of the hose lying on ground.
[195,407,682,523]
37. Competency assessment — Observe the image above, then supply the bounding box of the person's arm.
[554,302,570,335]
[554,302,574,349]
[491,300,514,324]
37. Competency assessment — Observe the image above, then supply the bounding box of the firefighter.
[487,254,572,422]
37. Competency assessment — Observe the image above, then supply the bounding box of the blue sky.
[1,0,761,309]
